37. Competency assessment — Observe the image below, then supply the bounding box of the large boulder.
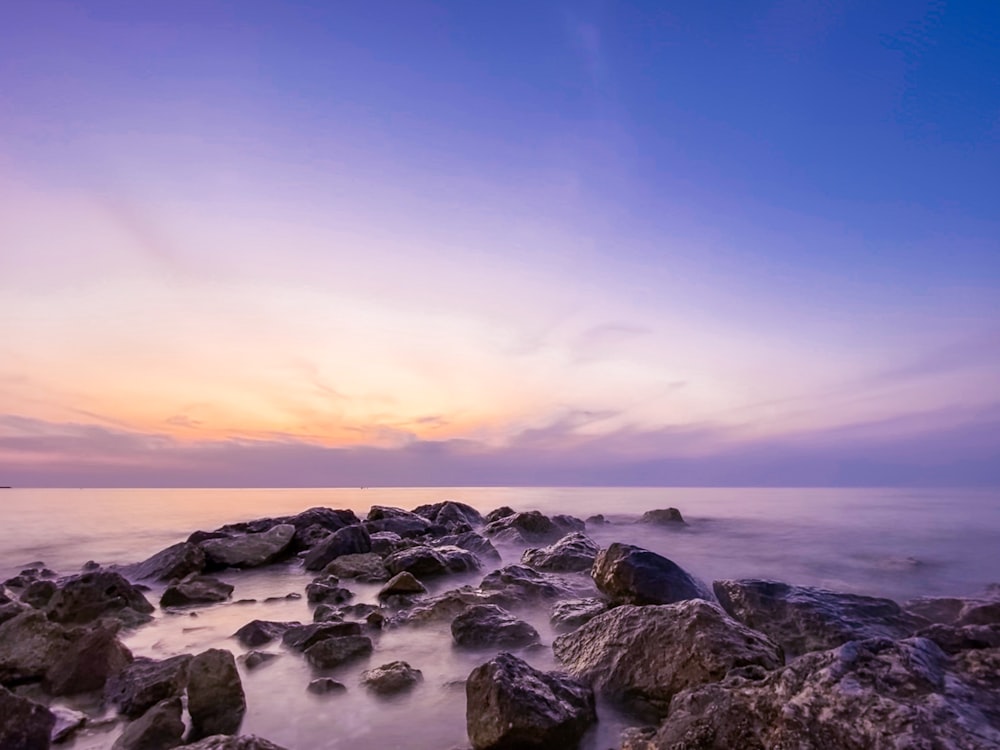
[383,546,449,578]
[364,506,435,538]
[639,507,686,526]
[553,600,783,719]
[522,533,600,572]
[45,571,154,626]
[112,697,185,750]
[451,605,540,649]
[233,620,297,648]
[123,542,206,582]
[177,737,289,750]
[411,501,484,529]
[360,660,423,695]
[591,543,711,606]
[0,685,55,750]
[0,610,81,683]
[483,506,515,524]
[483,510,570,544]
[323,553,389,582]
[186,649,245,740]
[550,598,608,632]
[435,532,501,562]
[436,545,482,574]
[644,638,1000,749]
[161,575,234,608]
[303,526,372,571]
[200,524,295,569]
[466,652,596,750]
[714,579,927,658]
[303,635,373,669]
[105,655,192,718]
[45,623,133,695]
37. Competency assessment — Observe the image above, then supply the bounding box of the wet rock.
[384,546,449,578]
[304,636,373,669]
[369,531,407,556]
[323,553,389,582]
[50,705,87,743]
[553,600,783,719]
[645,638,1000,749]
[46,623,133,695]
[479,564,571,602]
[307,678,346,695]
[639,507,686,526]
[0,685,55,750]
[233,620,297,648]
[239,651,278,670]
[451,605,540,649]
[905,595,1000,627]
[282,622,362,651]
[0,600,27,626]
[360,660,423,695]
[339,603,381,620]
[483,510,565,544]
[391,587,508,625]
[177,736,289,750]
[21,580,58,609]
[378,572,427,599]
[365,506,434,538]
[435,532,501,562]
[161,575,234,608]
[186,649,246,741]
[483,506,515,524]
[591,543,711,606]
[0,610,81,683]
[714,579,927,658]
[522,533,600,572]
[585,514,606,526]
[411,501,484,529]
[305,577,353,605]
[112,697,184,750]
[916,622,1000,654]
[436,545,482,574]
[105,654,192,718]
[550,598,608,632]
[45,570,154,626]
[303,525,372,571]
[311,604,343,623]
[124,542,206,582]
[200,524,295,569]
[466,652,596,750]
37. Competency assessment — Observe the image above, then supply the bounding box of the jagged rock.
[522,533,600,572]
[917,623,1000,654]
[364,506,435,538]
[436,545,482,574]
[369,531,408,556]
[282,622,362,652]
[233,620,297,648]
[639,508,686,525]
[106,655,192,718]
[200,524,295,569]
[50,705,87,743]
[384,546,449,578]
[124,542,206,582]
[451,605,540,649]
[177,736,289,750]
[435,532,501,562]
[21,580,58,609]
[378,572,427,599]
[360,661,423,694]
[186,649,246,741]
[479,564,572,602]
[644,638,1000,749]
[304,636,373,669]
[391,587,508,625]
[0,685,55,750]
[905,595,1000,627]
[311,604,343,623]
[307,678,346,695]
[161,575,234,608]
[239,651,278,670]
[466,652,596,750]
[483,506,515,524]
[483,511,566,544]
[591,543,711,606]
[45,571,154,626]
[305,577,353,605]
[0,610,82,683]
[46,623,133,695]
[411,501,484,529]
[303,526,372,571]
[323,553,389,582]
[0,601,27,626]
[714,578,927,658]
[112,697,184,750]
[550,598,608,631]
[553,600,783,719]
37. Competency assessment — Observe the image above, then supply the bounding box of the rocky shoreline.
[1,501,998,749]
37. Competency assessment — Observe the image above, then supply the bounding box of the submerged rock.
[161,575,234,608]
[639,508,686,526]
[305,577,353,605]
[522,533,600,572]
[112,697,184,750]
[186,649,246,741]
[45,623,133,695]
[550,598,608,632]
[303,526,372,571]
[239,651,279,670]
[282,622,362,652]
[591,543,711,606]
[360,660,423,695]
[307,678,346,695]
[233,620,297,648]
[451,605,540,649]
[124,542,206,582]
[105,654,192,718]
[200,524,295,569]
[466,652,596,750]
[45,570,154,626]
[303,636,373,670]
[0,685,55,750]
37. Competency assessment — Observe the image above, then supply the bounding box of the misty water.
[2,487,998,749]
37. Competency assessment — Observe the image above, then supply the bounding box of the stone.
[46,623,133,695]
[360,660,423,695]
[186,649,246,741]
[200,524,296,569]
[905,595,1000,627]
[303,525,372,571]
[585,514,606,525]
[304,636,373,669]
[305,578,353,605]
[383,546,449,578]
[378,572,427,599]
[522,533,600,572]
[451,604,540,649]
[437,545,482,574]
[591,543,711,606]
[307,678,346,695]
[916,622,1000,654]
[124,542,206,582]
[239,651,279,670]
[466,652,596,750]
[483,506,515,524]
[112,697,184,750]
[550,598,608,632]
[714,578,927,658]
[177,736,289,750]
[281,622,362,651]
[369,531,407,556]
[45,570,154,626]
[50,706,87,743]
[233,620,297,648]
[411,501,484,529]
[105,655,192,718]
[322,553,389,582]
[0,610,82,683]
[364,506,435,538]
[0,685,55,750]
[390,587,508,626]
[161,575,234,608]
[0,601,27,626]
[553,600,783,720]
[479,564,571,602]
[435,532,501,562]
[21,580,58,609]
[639,507,686,525]
[483,510,565,544]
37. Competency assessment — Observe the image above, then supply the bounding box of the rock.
[282,622,362,651]
[0,610,81,683]
[411,501,484,529]
[311,604,343,623]
[391,587,508,625]
[239,651,278,670]
[50,706,87,743]
[646,638,1000,749]
[45,570,154,626]
[435,532,501,562]
[307,678,346,695]
[186,649,246,741]
[378,572,428,599]
[45,623,133,695]
[106,654,192,718]
[369,531,407,556]
[233,620,297,648]
[483,506,515,524]
[161,575,234,608]
[479,565,571,602]
[916,623,1000,654]
[466,652,596,750]
[200,524,295,569]
[552,514,586,533]
[591,543,711,606]
[0,685,55,750]
[303,636,373,669]
[338,603,381,620]
[0,601,27,626]
[714,579,927,658]
[639,508,686,525]
[365,506,435,538]
[360,660,423,695]
[483,510,565,544]
[177,736,289,750]
[436,545,482,574]
[585,514,606,526]
[553,600,783,719]
[21,580,58,609]
[550,598,608,631]
[905,595,1000,627]
[522,533,600,572]
[384,546,449,578]
[451,605,540,649]
[124,542,206,582]
[323,553,389,582]
[112,697,184,750]
[303,526,372,571]
[305,578,353,605]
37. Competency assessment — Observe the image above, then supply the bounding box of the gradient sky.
[1,0,998,487]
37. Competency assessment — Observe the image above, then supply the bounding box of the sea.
[1,486,997,749]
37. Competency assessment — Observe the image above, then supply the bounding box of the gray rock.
[905,595,1000,627]
[591,543,711,606]
[369,531,407,556]
[186,649,245,741]
[45,571,154,626]
[322,553,389,582]
[21,580,58,609]
[479,564,572,602]
[436,545,482,574]
[411,501,484,529]
[233,620,297,648]
[45,623,133,695]
[124,542,206,582]
[390,587,508,626]
[451,605,540,649]
[307,678,346,695]
[239,651,279,670]
[483,510,565,544]
[639,507,686,525]
[282,622,362,652]
[483,506,515,524]
[585,514,606,526]
[0,610,81,683]
[714,578,927,658]
[364,506,436,538]
[916,622,1000,654]
[161,575,234,608]
[200,524,295,569]
[303,636,373,669]
[378,572,427,599]
[303,526,372,571]
[522,533,600,572]
[112,697,184,750]
[466,652,596,750]
[435,532,501,562]
[177,736,289,750]
[105,655,192,718]
[0,601,27,626]
[553,600,783,719]
[360,660,423,695]
[305,578,353,605]
[383,546,449,578]
[550,598,608,632]
[0,685,55,750]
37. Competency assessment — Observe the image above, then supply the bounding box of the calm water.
[1,487,998,749]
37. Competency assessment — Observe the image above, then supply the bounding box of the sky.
[1,0,998,487]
